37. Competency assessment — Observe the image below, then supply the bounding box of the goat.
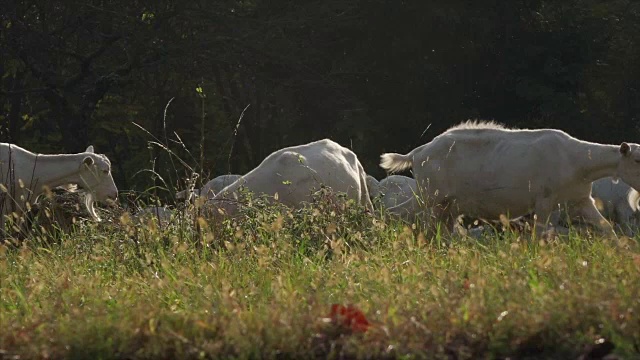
[380,120,640,237]
[377,175,418,209]
[589,177,640,235]
[1,144,118,237]
[206,139,373,218]
[366,175,380,199]
[176,174,242,200]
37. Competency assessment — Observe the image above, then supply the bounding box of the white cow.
[368,175,421,221]
[206,139,373,218]
[176,174,242,200]
[380,120,640,237]
[1,144,118,236]
[589,177,640,235]
[366,175,380,198]
[377,175,418,209]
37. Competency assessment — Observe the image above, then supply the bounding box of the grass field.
[1,197,640,359]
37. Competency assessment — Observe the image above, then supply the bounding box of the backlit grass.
[1,198,640,359]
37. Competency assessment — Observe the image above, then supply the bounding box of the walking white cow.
[206,139,373,218]
[1,144,118,236]
[380,120,640,237]
[589,177,640,235]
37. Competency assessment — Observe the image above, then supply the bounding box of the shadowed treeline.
[2,0,640,196]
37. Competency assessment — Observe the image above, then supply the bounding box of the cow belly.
[453,188,535,220]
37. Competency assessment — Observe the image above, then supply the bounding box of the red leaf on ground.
[329,304,371,333]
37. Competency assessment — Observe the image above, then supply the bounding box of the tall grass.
[2,196,640,359]
[3,109,639,358]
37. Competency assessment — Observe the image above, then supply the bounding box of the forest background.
[2,0,640,199]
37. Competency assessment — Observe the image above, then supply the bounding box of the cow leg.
[628,214,640,236]
[428,200,460,235]
[571,197,616,237]
[614,202,635,236]
[534,198,561,239]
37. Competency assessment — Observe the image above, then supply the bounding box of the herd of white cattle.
[2,120,640,238]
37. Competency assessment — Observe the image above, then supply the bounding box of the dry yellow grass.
[1,196,640,359]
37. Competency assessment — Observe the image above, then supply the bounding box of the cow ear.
[620,142,631,156]
[82,156,94,167]
[85,145,95,153]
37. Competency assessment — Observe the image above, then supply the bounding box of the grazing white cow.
[176,174,242,200]
[369,175,421,221]
[589,177,640,235]
[380,120,640,237]
[206,139,373,218]
[377,175,418,208]
[1,144,118,235]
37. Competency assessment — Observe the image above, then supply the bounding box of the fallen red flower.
[329,304,371,333]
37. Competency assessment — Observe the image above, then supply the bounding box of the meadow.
[1,195,640,359]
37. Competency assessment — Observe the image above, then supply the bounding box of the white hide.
[176,174,242,200]
[369,175,421,222]
[199,174,242,198]
[377,175,418,209]
[0,143,118,234]
[207,139,373,217]
[590,177,640,235]
[366,175,380,199]
[380,120,640,236]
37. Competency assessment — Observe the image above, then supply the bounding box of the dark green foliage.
[2,0,640,193]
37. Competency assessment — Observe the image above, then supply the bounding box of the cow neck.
[573,141,621,182]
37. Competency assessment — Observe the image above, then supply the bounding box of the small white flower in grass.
[582,260,588,267]
[497,310,508,322]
